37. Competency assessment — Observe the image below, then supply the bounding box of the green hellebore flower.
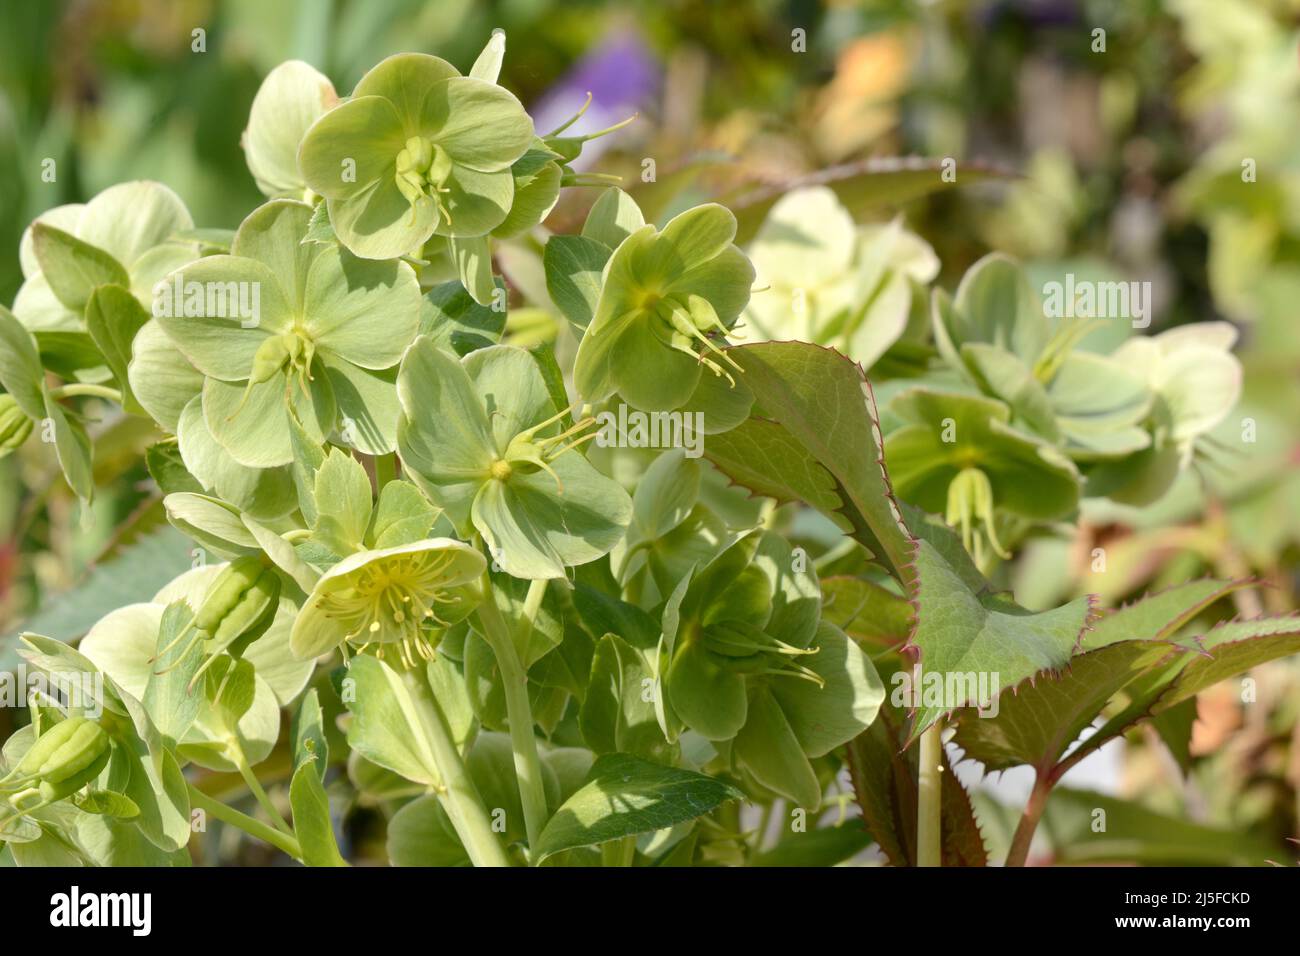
[659,531,882,809]
[290,538,486,666]
[660,532,823,743]
[154,199,421,467]
[14,182,197,333]
[573,203,756,412]
[298,52,534,259]
[885,387,1080,563]
[1110,321,1242,460]
[0,394,34,457]
[397,338,633,580]
[745,186,938,367]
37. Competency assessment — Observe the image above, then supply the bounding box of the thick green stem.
[187,784,302,861]
[401,669,512,868]
[1005,770,1053,867]
[48,383,122,403]
[474,572,549,853]
[916,722,942,867]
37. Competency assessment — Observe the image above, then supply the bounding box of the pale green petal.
[232,200,322,313]
[202,367,334,468]
[396,337,497,532]
[463,345,555,453]
[436,165,514,238]
[608,316,703,412]
[19,203,85,278]
[12,273,80,332]
[303,245,420,368]
[76,181,193,270]
[243,60,338,199]
[128,320,204,432]
[426,76,533,172]
[470,449,632,580]
[177,396,297,519]
[637,203,737,282]
[321,355,401,456]
[748,186,854,289]
[352,53,460,130]
[328,178,439,260]
[153,256,293,381]
[298,95,406,201]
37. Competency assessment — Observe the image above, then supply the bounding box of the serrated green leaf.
[905,540,1094,739]
[705,342,915,584]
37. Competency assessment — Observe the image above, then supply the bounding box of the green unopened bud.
[0,394,33,458]
[207,567,281,658]
[5,716,110,795]
[195,556,268,634]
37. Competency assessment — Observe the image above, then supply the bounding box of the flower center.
[316,552,465,668]
[944,467,1009,566]
[644,292,743,386]
[394,136,454,226]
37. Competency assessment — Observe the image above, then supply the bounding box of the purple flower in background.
[531,30,660,169]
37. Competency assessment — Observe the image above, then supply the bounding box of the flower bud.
[207,566,281,658]
[194,556,269,634]
[0,394,33,458]
[3,716,111,801]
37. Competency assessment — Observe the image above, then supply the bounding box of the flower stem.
[48,383,122,403]
[400,668,512,867]
[916,721,942,867]
[474,571,549,854]
[187,784,303,861]
[1005,769,1053,867]
[231,743,294,837]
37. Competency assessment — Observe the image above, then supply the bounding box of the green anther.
[0,394,33,458]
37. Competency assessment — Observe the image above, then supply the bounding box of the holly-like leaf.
[704,341,915,585]
[903,540,1095,740]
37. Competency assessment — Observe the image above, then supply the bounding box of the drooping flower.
[884,387,1080,564]
[290,539,486,666]
[658,531,883,809]
[14,182,197,333]
[573,203,755,412]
